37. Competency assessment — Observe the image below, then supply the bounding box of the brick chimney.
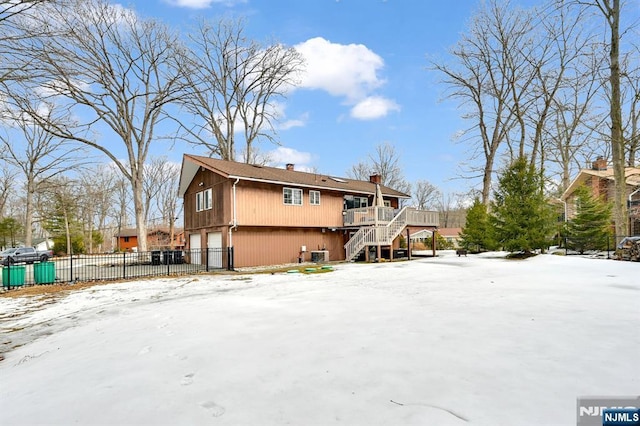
[286,163,294,171]
[592,157,607,171]
[369,174,381,184]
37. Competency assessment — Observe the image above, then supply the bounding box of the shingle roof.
[561,167,640,200]
[180,154,411,198]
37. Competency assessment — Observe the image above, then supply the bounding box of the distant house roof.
[179,154,410,199]
[116,228,184,238]
[439,228,462,238]
[116,228,138,237]
[561,167,640,201]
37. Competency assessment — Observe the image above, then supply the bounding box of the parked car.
[0,247,54,265]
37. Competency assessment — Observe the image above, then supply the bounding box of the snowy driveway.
[0,252,638,425]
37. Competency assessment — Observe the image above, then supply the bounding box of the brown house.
[115,228,185,252]
[561,157,640,236]
[178,155,439,268]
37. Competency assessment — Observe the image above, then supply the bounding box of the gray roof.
[179,154,410,199]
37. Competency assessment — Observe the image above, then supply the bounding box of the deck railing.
[343,206,438,227]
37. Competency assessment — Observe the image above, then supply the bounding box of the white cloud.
[294,37,385,101]
[163,0,246,9]
[350,96,400,120]
[268,146,314,171]
[293,37,400,121]
[278,117,307,130]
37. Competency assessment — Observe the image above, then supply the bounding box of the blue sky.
[129,0,487,193]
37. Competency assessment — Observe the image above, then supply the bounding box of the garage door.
[189,233,201,265]
[207,232,222,268]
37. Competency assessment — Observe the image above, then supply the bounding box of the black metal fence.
[1,248,234,290]
[561,235,639,259]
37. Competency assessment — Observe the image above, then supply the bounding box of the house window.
[283,187,302,205]
[310,190,320,205]
[196,188,213,212]
[343,195,369,209]
[124,237,130,243]
[354,196,368,208]
[204,188,212,210]
[196,191,204,212]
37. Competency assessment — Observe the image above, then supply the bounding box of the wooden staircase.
[344,206,409,261]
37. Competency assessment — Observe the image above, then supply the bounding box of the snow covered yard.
[0,252,638,425]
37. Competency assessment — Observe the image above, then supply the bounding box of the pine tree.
[564,185,612,254]
[459,198,497,252]
[490,157,554,254]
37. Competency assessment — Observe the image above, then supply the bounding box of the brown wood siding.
[232,227,345,267]
[184,169,230,231]
[235,182,345,227]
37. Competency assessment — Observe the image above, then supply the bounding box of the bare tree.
[113,175,132,251]
[153,160,182,249]
[430,0,535,205]
[142,157,174,225]
[76,165,118,253]
[437,192,467,228]
[9,0,186,252]
[0,103,86,247]
[412,180,441,210]
[0,0,51,85]
[39,176,80,255]
[621,41,640,166]
[545,56,605,191]
[177,18,304,162]
[0,165,17,218]
[572,0,629,237]
[347,142,412,194]
[0,0,49,24]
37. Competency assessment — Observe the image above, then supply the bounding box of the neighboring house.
[115,228,185,252]
[33,238,54,252]
[438,228,463,248]
[561,157,640,236]
[178,155,439,268]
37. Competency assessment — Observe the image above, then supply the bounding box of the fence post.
[228,247,234,271]
[122,252,126,280]
[70,253,73,283]
[206,248,209,272]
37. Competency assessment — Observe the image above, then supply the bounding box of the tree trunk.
[132,176,147,252]
[608,0,628,239]
[25,179,34,247]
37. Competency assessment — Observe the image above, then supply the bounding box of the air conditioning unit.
[310,250,329,263]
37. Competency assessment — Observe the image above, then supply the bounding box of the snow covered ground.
[0,251,638,425]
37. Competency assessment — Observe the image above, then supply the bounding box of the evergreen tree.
[459,198,497,252]
[490,157,554,254]
[41,182,85,255]
[564,185,612,254]
[0,217,23,248]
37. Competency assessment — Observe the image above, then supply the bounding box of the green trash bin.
[2,265,26,288]
[34,261,56,284]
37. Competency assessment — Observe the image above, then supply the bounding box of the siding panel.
[236,182,345,227]
[233,227,345,267]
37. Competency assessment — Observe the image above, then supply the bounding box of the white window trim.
[355,196,368,208]
[283,187,303,206]
[310,190,320,205]
[196,191,204,212]
[204,188,213,210]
